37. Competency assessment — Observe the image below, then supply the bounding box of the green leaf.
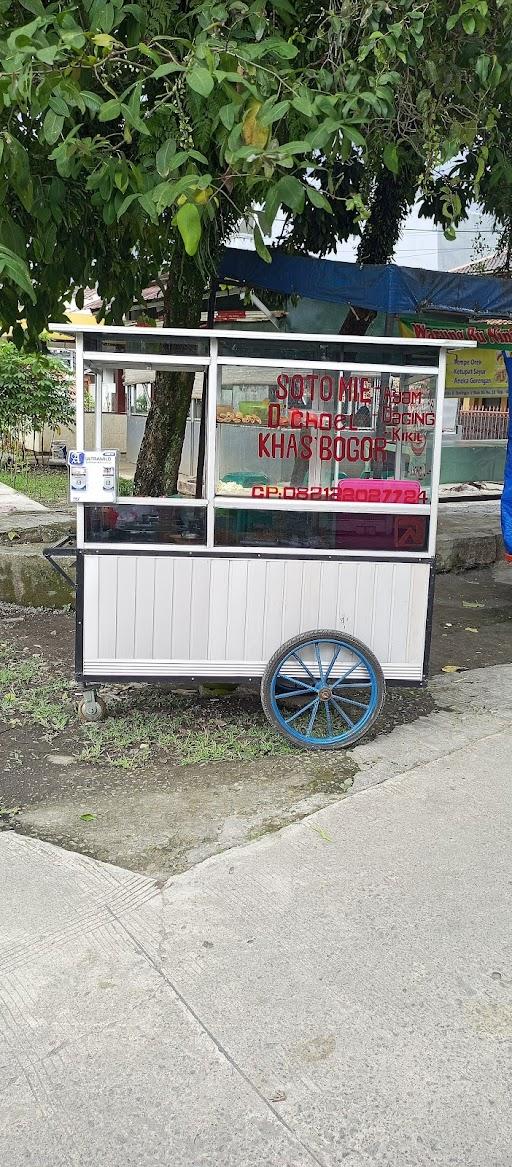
[278,139,313,155]
[462,14,476,34]
[254,223,271,263]
[383,142,399,174]
[82,91,103,114]
[49,94,69,117]
[175,202,201,256]
[60,27,86,50]
[103,201,117,226]
[152,155,195,201]
[138,191,158,221]
[274,174,305,213]
[117,192,139,219]
[475,54,489,83]
[261,36,298,59]
[120,103,149,136]
[43,110,64,146]
[187,66,214,98]
[91,34,114,48]
[0,214,25,259]
[267,0,296,14]
[98,1,115,33]
[306,186,332,212]
[292,92,314,117]
[35,45,58,64]
[0,245,35,302]
[259,100,290,127]
[19,0,45,13]
[156,138,176,177]
[98,100,122,122]
[219,104,237,131]
[308,119,343,149]
[7,16,41,50]
[80,813,96,822]
[341,125,367,149]
[151,62,184,79]
[488,59,502,87]
[152,173,203,211]
[3,134,29,191]
[124,1,144,16]
[260,183,283,234]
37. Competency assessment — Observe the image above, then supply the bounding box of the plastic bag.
[501,352,512,559]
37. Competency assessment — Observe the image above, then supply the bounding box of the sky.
[234,203,500,274]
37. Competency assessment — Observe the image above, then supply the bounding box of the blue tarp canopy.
[219,247,512,319]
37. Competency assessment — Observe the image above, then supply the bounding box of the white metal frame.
[52,324,474,562]
[52,323,473,346]
[217,356,439,375]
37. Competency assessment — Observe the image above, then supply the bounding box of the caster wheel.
[261,629,385,750]
[77,695,107,723]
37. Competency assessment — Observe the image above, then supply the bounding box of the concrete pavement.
[0,481,46,514]
[2,664,512,1166]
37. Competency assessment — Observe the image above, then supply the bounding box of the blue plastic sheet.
[501,353,512,556]
[219,247,512,318]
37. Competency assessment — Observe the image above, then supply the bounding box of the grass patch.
[79,696,291,768]
[0,468,134,509]
[0,467,69,508]
[0,648,74,733]
[0,640,291,766]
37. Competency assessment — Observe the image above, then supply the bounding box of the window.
[215,364,437,502]
[214,508,429,552]
[85,504,206,545]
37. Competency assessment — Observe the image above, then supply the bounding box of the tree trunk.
[133,256,206,497]
[195,278,217,497]
[340,163,419,336]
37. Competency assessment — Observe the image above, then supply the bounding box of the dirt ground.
[1,563,511,875]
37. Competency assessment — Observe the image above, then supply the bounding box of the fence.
[457,408,509,441]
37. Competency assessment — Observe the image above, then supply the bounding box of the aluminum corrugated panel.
[83,555,430,679]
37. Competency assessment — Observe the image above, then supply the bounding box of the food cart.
[49,325,474,749]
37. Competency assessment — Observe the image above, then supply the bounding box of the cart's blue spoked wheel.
[261,630,385,750]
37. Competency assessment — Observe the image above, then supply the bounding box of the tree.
[0,341,73,461]
[281,1,512,328]
[0,1,511,492]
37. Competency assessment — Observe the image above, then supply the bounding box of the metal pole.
[74,333,85,548]
[205,336,218,548]
[94,369,102,450]
[75,332,84,449]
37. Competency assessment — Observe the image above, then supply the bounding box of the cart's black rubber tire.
[260,629,386,750]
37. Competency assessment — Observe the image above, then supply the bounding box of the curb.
[0,545,73,608]
[436,530,503,572]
